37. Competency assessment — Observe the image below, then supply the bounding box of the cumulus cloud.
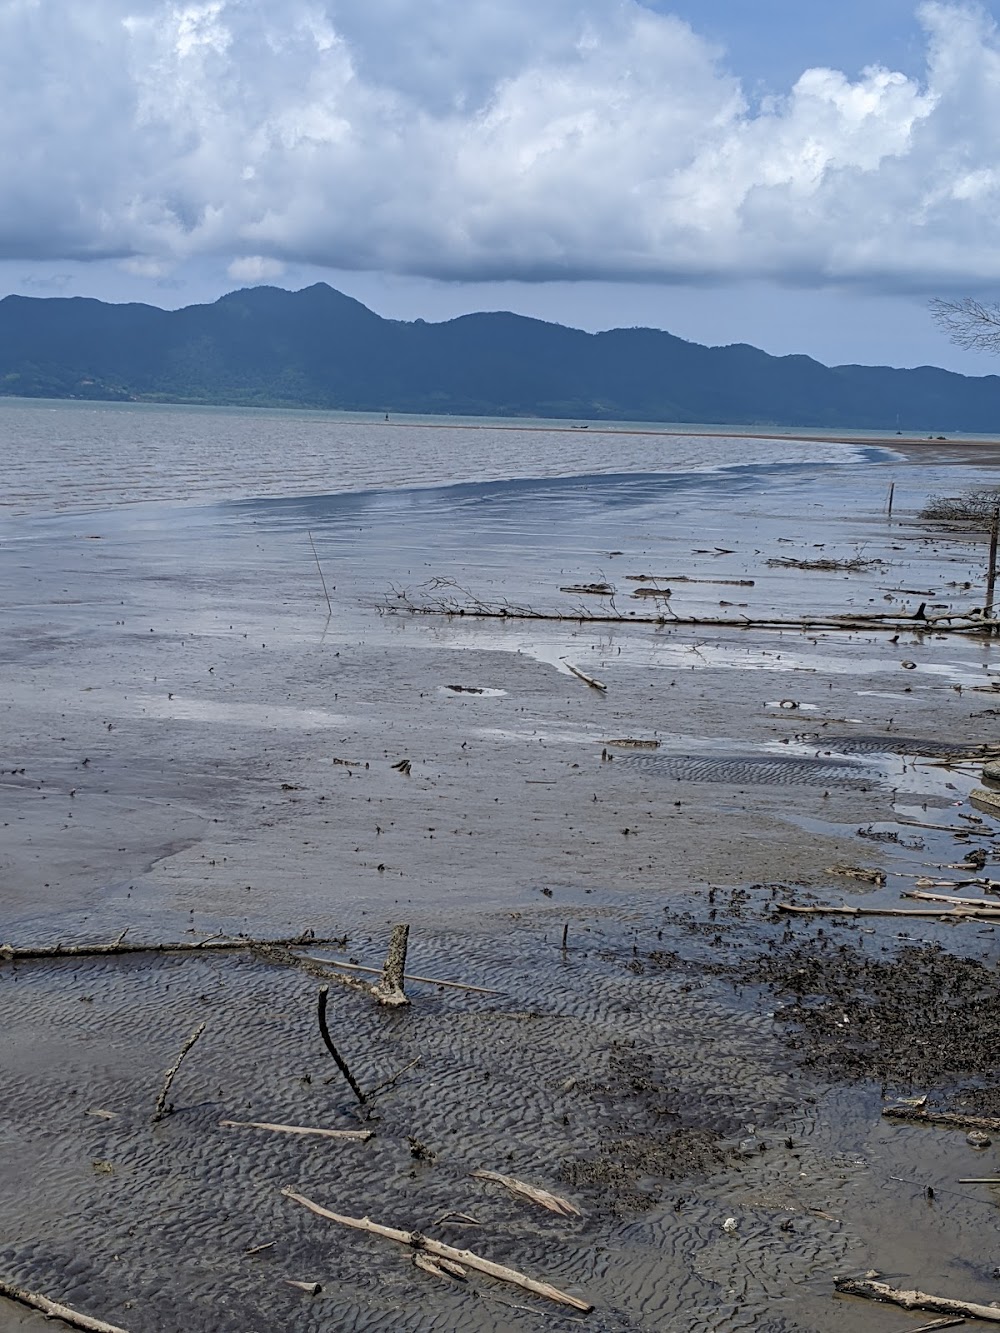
[1,0,999,291]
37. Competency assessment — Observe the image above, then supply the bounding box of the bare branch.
[930,296,1000,353]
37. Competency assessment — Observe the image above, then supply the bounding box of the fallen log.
[883,1104,1000,1133]
[778,903,1000,919]
[388,603,1000,634]
[0,932,345,963]
[835,1273,1000,1322]
[281,1188,592,1312]
[624,575,755,586]
[0,1280,129,1333]
[219,1120,373,1141]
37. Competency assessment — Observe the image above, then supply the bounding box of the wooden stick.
[219,1120,373,1141]
[281,1189,593,1312]
[907,1320,967,1332]
[284,1279,322,1295]
[308,531,333,617]
[0,932,346,963]
[560,659,607,691]
[0,1280,129,1333]
[958,1178,1000,1184]
[472,1170,582,1218]
[835,1274,1000,1322]
[316,986,367,1106]
[370,923,410,1007]
[903,891,1000,908]
[300,955,502,995]
[152,1021,206,1123]
[413,1252,467,1282]
[366,1057,421,1101]
[986,505,999,621]
[883,1105,1000,1133]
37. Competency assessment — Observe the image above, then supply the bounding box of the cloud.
[227,255,287,282]
[1,1,999,292]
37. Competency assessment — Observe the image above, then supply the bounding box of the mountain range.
[1,282,998,431]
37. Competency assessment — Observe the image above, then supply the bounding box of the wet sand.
[1,436,999,1331]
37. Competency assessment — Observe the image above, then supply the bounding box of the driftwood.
[971,787,1000,815]
[561,659,607,691]
[778,903,1000,920]
[370,923,410,1007]
[625,574,755,586]
[605,738,660,749]
[284,1279,322,1295]
[316,987,367,1107]
[152,1021,206,1123]
[883,1104,1000,1133]
[300,955,502,995]
[281,1189,592,1312]
[907,1320,968,1332]
[835,1274,1000,1322]
[827,863,886,885]
[0,931,345,963]
[388,597,1000,635]
[0,1280,129,1333]
[903,891,1000,908]
[472,1170,581,1217]
[219,1120,373,1141]
[413,1253,467,1282]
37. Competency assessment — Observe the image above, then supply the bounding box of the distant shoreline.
[4,393,1000,447]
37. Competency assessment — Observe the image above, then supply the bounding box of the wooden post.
[986,505,999,622]
[371,924,410,1007]
[887,481,895,518]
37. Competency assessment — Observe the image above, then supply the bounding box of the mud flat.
[1,434,1000,1331]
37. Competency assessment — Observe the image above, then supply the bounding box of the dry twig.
[152,1021,206,1123]
[281,1189,592,1311]
[220,1120,373,1141]
[300,954,502,995]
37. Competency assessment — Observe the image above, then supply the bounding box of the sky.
[3,0,1000,373]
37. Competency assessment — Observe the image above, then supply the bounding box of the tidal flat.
[1,401,1000,1331]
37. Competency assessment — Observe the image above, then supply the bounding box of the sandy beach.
[1,407,999,1332]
